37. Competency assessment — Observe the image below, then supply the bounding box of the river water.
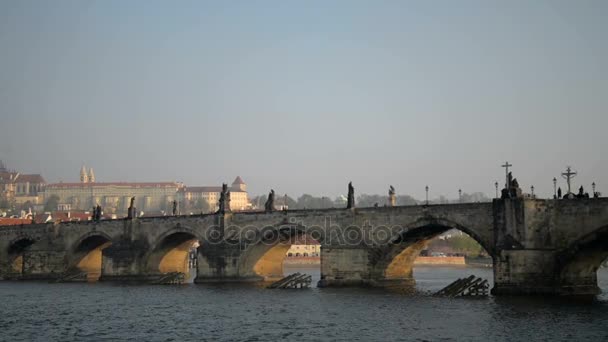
[1,267,607,341]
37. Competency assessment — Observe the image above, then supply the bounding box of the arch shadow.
[7,237,37,274]
[556,225,608,295]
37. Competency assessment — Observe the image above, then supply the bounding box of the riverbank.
[283,256,320,266]
[283,256,493,267]
[414,256,465,265]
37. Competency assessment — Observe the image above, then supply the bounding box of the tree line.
[249,192,491,210]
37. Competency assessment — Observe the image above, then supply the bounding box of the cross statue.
[501,161,512,189]
[561,166,577,194]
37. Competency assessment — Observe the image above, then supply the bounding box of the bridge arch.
[556,224,608,295]
[371,217,494,283]
[145,226,201,279]
[237,224,318,281]
[7,236,37,275]
[68,232,113,281]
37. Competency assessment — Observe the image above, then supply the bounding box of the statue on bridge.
[127,197,136,219]
[265,189,275,212]
[501,172,523,199]
[172,200,177,216]
[576,186,590,199]
[388,185,396,207]
[347,182,355,209]
[95,204,102,222]
[218,183,230,214]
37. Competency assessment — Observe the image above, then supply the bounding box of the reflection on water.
[0,267,607,341]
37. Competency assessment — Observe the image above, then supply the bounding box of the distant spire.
[0,160,5,172]
[80,165,89,183]
[231,176,246,192]
[88,167,95,183]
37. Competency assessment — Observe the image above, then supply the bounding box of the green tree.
[396,195,418,206]
[296,194,334,209]
[19,200,33,212]
[44,195,60,212]
[357,194,387,207]
[0,198,11,210]
[193,198,212,214]
[445,234,484,256]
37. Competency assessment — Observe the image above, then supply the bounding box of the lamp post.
[530,185,535,198]
[553,177,557,199]
[592,182,596,196]
[425,185,429,205]
[458,189,462,203]
[495,181,498,199]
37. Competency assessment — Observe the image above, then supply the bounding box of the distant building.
[0,160,46,207]
[182,176,251,212]
[43,167,251,215]
[43,165,183,214]
[285,236,321,257]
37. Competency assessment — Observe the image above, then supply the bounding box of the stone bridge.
[1,198,608,295]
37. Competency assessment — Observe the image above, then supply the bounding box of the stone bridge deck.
[1,198,608,295]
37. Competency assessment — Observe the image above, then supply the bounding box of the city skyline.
[0,159,597,201]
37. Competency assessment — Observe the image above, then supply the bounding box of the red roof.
[0,171,19,183]
[49,212,92,222]
[0,218,32,226]
[15,174,45,183]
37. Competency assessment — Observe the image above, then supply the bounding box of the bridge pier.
[318,247,375,287]
[492,250,558,295]
[195,242,263,283]
[20,243,67,280]
[99,240,158,282]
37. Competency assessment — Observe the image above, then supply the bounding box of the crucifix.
[561,166,577,194]
[501,161,512,189]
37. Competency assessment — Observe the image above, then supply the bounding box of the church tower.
[80,165,89,183]
[231,176,246,192]
[88,168,96,183]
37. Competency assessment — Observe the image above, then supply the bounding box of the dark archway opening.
[147,232,200,283]
[8,238,35,275]
[72,235,112,282]
[381,224,493,293]
[559,229,608,296]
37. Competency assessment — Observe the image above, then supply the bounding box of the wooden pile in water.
[152,272,185,285]
[53,270,87,283]
[433,275,489,297]
[267,272,312,289]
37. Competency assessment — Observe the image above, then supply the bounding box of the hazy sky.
[1,0,607,199]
